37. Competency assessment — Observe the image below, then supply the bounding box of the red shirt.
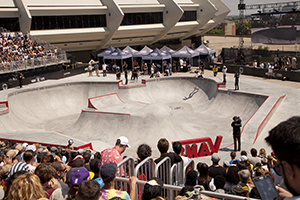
[99,147,124,176]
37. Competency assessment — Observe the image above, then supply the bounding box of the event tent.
[142,48,171,60]
[194,44,216,56]
[139,46,153,55]
[171,45,199,58]
[160,45,176,54]
[97,46,116,57]
[123,46,141,57]
[103,48,132,60]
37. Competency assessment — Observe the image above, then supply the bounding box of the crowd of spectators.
[0,116,299,200]
[0,30,64,72]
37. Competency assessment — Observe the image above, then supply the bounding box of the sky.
[223,0,297,16]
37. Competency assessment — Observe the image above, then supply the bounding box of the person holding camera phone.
[231,116,242,152]
[265,116,300,200]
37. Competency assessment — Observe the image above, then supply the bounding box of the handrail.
[115,177,259,200]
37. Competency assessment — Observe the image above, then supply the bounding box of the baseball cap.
[211,153,220,163]
[6,149,19,159]
[71,168,90,187]
[26,145,36,152]
[101,163,117,179]
[118,136,130,147]
[50,146,58,152]
[22,143,28,148]
[143,177,164,199]
[0,164,12,177]
[240,155,248,161]
[14,144,23,151]
[94,177,104,188]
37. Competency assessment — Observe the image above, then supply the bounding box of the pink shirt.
[99,147,124,176]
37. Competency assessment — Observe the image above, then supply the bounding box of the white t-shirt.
[102,64,107,70]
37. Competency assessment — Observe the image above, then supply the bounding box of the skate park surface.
[0,70,299,164]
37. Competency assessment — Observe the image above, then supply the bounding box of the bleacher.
[0,27,67,74]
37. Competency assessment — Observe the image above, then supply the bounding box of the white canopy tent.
[160,45,176,55]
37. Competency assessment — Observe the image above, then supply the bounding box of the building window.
[179,11,197,22]
[0,18,20,31]
[121,12,163,25]
[31,15,106,30]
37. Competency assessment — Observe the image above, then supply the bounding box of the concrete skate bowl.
[1,77,268,156]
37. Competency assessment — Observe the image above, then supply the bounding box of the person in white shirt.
[102,62,107,77]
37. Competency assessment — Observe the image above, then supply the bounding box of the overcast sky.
[223,0,297,16]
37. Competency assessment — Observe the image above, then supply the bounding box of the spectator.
[232,169,251,196]
[83,152,91,171]
[197,163,215,191]
[224,166,239,193]
[136,144,152,180]
[99,136,130,176]
[7,162,30,178]
[90,159,100,179]
[229,151,240,165]
[51,161,69,199]
[214,175,226,194]
[100,163,138,200]
[76,180,101,200]
[258,148,267,159]
[185,169,198,187]
[7,173,46,200]
[209,153,226,179]
[248,148,261,166]
[142,177,164,200]
[137,144,152,162]
[34,163,58,198]
[67,167,91,200]
[261,158,269,172]
[4,170,28,199]
[154,138,182,166]
[172,141,189,166]
[265,116,300,199]
[23,150,36,173]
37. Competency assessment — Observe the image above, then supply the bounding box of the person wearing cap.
[209,153,226,179]
[231,169,251,197]
[66,167,91,200]
[99,136,130,176]
[142,177,164,200]
[231,116,242,152]
[100,163,138,200]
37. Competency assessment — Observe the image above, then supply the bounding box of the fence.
[0,27,67,74]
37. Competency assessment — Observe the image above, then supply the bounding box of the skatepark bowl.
[0,77,268,157]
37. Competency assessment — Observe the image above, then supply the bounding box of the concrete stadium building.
[1,0,230,54]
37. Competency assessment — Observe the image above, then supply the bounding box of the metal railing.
[114,157,260,200]
[115,177,259,200]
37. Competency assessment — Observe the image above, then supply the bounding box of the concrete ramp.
[0,78,269,155]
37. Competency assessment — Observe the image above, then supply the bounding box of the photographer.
[231,116,242,151]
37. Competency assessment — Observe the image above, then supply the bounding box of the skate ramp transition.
[0,77,268,154]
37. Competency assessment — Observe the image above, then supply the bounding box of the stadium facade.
[1,0,230,52]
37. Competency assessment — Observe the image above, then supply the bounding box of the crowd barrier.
[116,157,256,199]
